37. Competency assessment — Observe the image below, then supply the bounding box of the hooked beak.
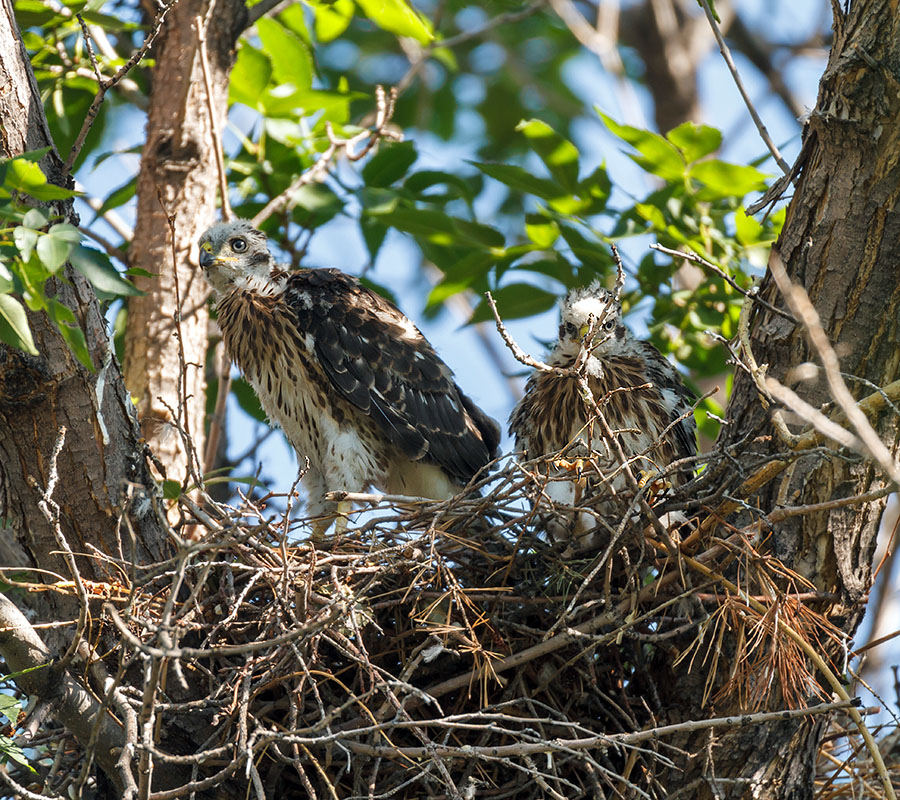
[199,246,216,270]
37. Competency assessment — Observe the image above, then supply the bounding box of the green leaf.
[470,283,557,324]
[472,162,564,200]
[525,213,559,247]
[290,183,344,228]
[94,177,136,218]
[311,0,354,41]
[404,170,474,204]
[371,206,456,244]
[360,216,388,262]
[13,226,38,262]
[516,119,580,192]
[36,223,79,273]
[578,165,611,214]
[230,44,272,109]
[597,111,685,182]
[734,207,764,245]
[690,160,768,198]
[256,17,312,91]
[362,141,418,188]
[426,249,495,308]
[0,294,38,354]
[0,694,20,722]
[69,245,142,298]
[454,219,504,248]
[3,156,75,200]
[354,0,433,43]
[231,377,267,424]
[46,299,92,370]
[162,479,182,500]
[21,208,49,229]
[277,4,311,45]
[0,734,33,773]
[666,122,722,164]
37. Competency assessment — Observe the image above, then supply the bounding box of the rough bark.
[658,3,900,796]
[124,0,246,492]
[0,1,248,792]
[0,0,169,634]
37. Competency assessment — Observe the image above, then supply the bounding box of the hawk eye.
[603,318,616,332]
[231,237,248,253]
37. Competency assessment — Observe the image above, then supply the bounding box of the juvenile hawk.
[198,220,500,530]
[508,281,696,549]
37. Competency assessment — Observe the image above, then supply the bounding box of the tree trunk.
[660,3,900,795]
[0,0,169,637]
[0,1,246,792]
[124,0,246,494]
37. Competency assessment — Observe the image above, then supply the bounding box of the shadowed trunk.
[657,3,900,796]
[0,0,169,641]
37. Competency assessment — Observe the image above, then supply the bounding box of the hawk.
[198,220,500,531]
[508,281,696,550]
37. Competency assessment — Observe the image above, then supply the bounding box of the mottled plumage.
[508,281,696,548]
[198,220,500,528]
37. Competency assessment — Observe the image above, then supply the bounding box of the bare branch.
[768,250,900,486]
[251,86,402,228]
[64,0,181,174]
[0,594,124,787]
[698,0,791,175]
[196,11,232,221]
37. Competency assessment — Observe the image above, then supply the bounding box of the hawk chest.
[518,356,673,460]
[215,290,383,471]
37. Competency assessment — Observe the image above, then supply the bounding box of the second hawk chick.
[199,220,500,531]
[508,281,696,550]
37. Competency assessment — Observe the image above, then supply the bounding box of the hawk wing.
[638,341,697,462]
[285,269,500,485]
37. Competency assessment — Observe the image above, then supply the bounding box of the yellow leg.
[333,500,351,536]
[310,500,352,542]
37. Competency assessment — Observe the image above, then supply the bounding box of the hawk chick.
[508,281,696,549]
[199,220,500,530]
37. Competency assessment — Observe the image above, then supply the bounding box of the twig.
[682,553,897,800]
[202,343,232,475]
[0,764,66,800]
[650,243,794,322]
[698,0,791,175]
[768,250,900,486]
[64,0,181,174]
[765,377,862,451]
[343,699,856,759]
[251,86,401,228]
[737,287,800,448]
[697,376,900,537]
[74,180,135,241]
[767,485,895,523]
[32,427,91,671]
[611,242,625,301]
[195,10,232,221]
[155,192,203,494]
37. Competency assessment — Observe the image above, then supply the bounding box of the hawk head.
[555,280,628,362]
[198,220,278,295]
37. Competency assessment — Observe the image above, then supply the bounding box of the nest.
[1,456,891,799]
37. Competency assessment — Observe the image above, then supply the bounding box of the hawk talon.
[552,457,586,477]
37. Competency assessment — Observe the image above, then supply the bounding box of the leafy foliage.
[0,151,140,368]
[0,691,31,773]
[14,0,787,433]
